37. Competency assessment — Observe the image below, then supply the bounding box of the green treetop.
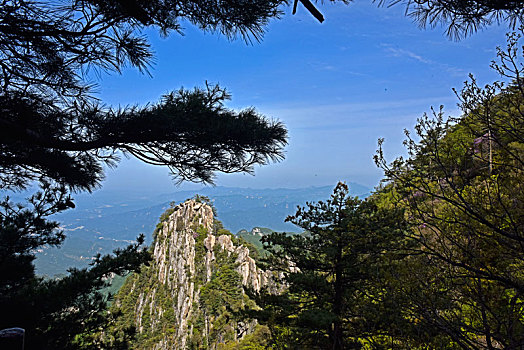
[255,182,409,349]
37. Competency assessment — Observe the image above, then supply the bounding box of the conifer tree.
[0,0,289,348]
[0,0,288,191]
[376,0,524,39]
[255,183,408,349]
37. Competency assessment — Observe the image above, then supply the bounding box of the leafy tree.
[217,325,272,350]
[255,183,409,349]
[300,0,524,37]
[374,30,524,348]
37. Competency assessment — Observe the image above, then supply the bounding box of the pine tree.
[376,0,524,39]
[0,0,289,347]
[0,1,288,190]
[255,183,408,349]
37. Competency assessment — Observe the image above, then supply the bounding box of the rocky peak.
[113,199,274,349]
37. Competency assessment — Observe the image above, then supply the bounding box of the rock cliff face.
[113,199,273,349]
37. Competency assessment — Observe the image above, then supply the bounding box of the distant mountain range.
[27,183,371,276]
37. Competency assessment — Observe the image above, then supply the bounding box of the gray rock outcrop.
[114,199,274,349]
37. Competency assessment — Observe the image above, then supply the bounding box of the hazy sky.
[93,1,509,192]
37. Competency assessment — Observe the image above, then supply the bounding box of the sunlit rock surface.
[113,199,275,349]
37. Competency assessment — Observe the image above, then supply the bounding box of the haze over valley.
[34,183,370,276]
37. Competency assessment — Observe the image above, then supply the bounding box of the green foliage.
[109,255,166,349]
[0,1,292,349]
[218,325,272,350]
[0,236,150,349]
[0,184,68,296]
[190,239,248,349]
[194,225,210,286]
[113,207,265,349]
[255,182,409,349]
[218,228,235,237]
[373,31,524,348]
[159,207,176,223]
[200,262,243,316]
[0,0,291,347]
[0,182,151,349]
[0,0,288,190]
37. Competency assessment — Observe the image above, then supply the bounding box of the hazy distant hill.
[32,183,370,276]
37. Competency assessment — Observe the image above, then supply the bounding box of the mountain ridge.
[33,183,371,276]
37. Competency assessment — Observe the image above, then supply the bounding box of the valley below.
[34,184,370,276]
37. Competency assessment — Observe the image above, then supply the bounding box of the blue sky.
[93,1,509,192]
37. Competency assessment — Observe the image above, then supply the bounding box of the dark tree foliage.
[0,184,151,349]
[0,0,288,190]
[0,85,287,189]
[377,0,524,39]
[0,0,291,348]
[0,184,68,296]
[254,183,409,349]
[375,31,524,348]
